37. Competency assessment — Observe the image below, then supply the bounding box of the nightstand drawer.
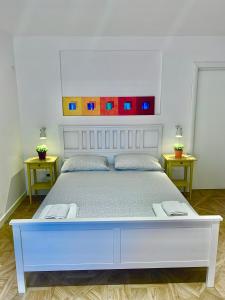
[30,163,51,169]
[169,161,190,167]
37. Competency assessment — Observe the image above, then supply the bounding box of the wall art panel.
[62,96,155,116]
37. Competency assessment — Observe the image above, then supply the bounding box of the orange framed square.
[82,97,100,116]
[62,97,83,116]
[100,97,119,115]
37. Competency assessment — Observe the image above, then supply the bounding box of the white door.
[194,69,225,189]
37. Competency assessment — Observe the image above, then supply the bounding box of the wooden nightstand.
[162,154,197,200]
[24,156,58,204]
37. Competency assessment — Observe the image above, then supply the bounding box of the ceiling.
[1,0,225,36]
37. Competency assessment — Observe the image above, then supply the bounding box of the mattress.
[33,170,197,219]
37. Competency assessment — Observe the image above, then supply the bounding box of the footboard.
[10,215,222,293]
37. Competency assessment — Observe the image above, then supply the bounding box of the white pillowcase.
[114,153,163,171]
[61,155,109,172]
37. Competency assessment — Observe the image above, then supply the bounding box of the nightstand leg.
[27,165,32,204]
[184,166,188,193]
[164,160,167,173]
[49,166,54,187]
[189,163,194,200]
[168,163,172,179]
[54,162,58,182]
[33,169,37,196]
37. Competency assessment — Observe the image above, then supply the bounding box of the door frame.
[190,61,225,153]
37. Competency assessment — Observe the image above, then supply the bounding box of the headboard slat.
[59,124,163,161]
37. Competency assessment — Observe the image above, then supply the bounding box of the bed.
[34,170,195,219]
[10,124,222,293]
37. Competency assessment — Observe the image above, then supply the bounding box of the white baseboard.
[0,192,26,228]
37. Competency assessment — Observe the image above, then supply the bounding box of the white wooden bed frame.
[10,124,222,293]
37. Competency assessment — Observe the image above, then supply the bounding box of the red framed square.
[118,97,137,115]
[136,96,155,115]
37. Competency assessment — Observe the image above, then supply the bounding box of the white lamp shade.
[40,127,47,139]
[175,125,183,138]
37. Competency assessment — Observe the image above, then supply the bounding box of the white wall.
[13,36,225,186]
[0,32,25,219]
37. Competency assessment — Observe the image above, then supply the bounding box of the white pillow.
[61,155,109,172]
[114,153,163,171]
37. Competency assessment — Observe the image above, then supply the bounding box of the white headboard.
[59,124,163,161]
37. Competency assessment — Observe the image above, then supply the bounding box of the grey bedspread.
[33,170,196,218]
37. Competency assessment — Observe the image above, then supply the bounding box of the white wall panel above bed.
[59,124,163,159]
[60,50,162,114]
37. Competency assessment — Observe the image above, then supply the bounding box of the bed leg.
[206,223,220,288]
[206,266,216,288]
[17,270,26,294]
[12,225,26,293]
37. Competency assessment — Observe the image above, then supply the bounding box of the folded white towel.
[39,203,78,219]
[67,203,78,219]
[152,203,167,217]
[46,204,70,219]
[38,205,52,219]
[39,204,69,219]
[161,201,188,216]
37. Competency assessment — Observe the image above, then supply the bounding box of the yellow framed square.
[82,97,100,116]
[62,97,83,116]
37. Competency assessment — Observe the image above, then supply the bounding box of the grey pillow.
[61,155,109,172]
[114,153,163,171]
